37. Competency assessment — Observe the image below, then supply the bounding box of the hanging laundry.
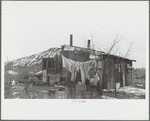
[90,78,95,85]
[83,60,95,80]
[79,60,93,84]
[97,68,103,84]
[62,55,82,82]
[71,67,77,82]
[80,64,85,84]
[88,61,99,86]
[69,58,82,82]
[61,54,96,83]
[83,62,90,80]
[94,73,100,85]
[62,55,74,81]
[61,54,72,72]
[88,68,96,78]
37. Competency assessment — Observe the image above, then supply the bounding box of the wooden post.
[99,60,104,96]
[120,61,123,87]
[68,73,72,99]
[46,60,49,85]
[131,67,133,84]
[112,59,116,97]
[101,57,107,95]
[125,62,128,86]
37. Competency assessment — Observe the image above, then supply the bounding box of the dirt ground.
[5,78,145,99]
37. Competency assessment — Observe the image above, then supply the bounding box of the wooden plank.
[123,74,125,87]
[43,70,47,76]
[120,62,123,87]
[110,58,117,97]
[42,70,47,84]
[111,59,115,89]
[42,76,47,83]
[125,62,128,86]
[127,64,133,86]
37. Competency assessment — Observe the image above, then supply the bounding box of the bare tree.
[124,42,134,58]
[83,33,133,98]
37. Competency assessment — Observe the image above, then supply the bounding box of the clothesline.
[61,54,98,83]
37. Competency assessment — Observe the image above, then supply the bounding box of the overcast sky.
[2,1,148,68]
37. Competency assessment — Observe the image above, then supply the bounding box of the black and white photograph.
[2,1,149,120]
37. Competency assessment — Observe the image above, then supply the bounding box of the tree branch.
[124,42,133,58]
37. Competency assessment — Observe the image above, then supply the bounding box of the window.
[48,60,51,68]
[42,58,55,70]
[48,60,55,68]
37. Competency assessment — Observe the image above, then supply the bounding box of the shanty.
[4,34,146,99]
[29,35,136,98]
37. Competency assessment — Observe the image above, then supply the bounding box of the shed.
[41,42,136,90]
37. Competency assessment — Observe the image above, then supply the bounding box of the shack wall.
[102,55,133,90]
[103,57,115,90]
[127,63,133,86]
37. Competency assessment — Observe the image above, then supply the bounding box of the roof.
[63,45,106,55]
[102,53,136,62]
[8,44,135,67]
[63,45,136,62]
[12,48,62,66]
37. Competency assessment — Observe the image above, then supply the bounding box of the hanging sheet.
[61,54,96,82]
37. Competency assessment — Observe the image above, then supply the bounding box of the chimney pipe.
[87,40,90,48]
[70,34,73,46]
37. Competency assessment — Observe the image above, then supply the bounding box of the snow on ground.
[103,86,145,95]
[118,86,145,95]
[101,95,117,99]
[103,85,145,99]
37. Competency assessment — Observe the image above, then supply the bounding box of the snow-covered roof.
[12,48,61,66]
